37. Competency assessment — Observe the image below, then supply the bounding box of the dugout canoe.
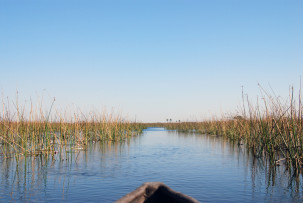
[116,182,200,203]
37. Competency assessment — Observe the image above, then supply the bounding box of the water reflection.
[169,130,303,200]
[1,129,303,202]
[0,137,139,202]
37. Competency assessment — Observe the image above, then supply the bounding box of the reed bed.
[0,98,144,159]
[157,86,303,173]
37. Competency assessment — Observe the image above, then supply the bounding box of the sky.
[0,0,302,122]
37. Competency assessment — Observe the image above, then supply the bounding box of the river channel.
[1,127,303,202]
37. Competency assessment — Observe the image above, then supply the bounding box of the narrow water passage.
[1,127,302,202]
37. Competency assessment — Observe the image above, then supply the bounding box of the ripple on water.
[1,128,303,202]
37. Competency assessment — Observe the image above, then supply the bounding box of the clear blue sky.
[0,1,302,122]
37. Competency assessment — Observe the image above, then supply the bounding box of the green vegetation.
[157,86,303,173]
[2,85,303,174]
[0,97,144,159]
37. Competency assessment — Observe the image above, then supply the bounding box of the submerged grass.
[157,85,303,174]
[0,97,144,159]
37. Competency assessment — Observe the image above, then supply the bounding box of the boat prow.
[116,182,200,203]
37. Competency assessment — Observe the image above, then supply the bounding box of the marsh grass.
[0,97,144,160]
[158,86,303,174]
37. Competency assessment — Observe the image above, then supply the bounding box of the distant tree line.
[166,118,181,123]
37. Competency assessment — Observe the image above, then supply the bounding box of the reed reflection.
[169,130,303,197]
[0,135,140,202]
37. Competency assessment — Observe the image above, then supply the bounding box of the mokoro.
[116,182,200,203]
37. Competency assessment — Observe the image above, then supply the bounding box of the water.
[1,127,303,202]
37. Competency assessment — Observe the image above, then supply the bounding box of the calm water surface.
[1,127,303,202]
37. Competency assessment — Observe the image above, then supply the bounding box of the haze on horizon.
[0,1,302,123]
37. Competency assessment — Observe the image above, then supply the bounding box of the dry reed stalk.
[157,85,303,173]
[0,95,144,159]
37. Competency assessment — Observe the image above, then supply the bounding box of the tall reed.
[158,86,303,173]
[0,96,144,159]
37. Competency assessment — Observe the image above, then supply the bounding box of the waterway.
[1,127,303,202]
